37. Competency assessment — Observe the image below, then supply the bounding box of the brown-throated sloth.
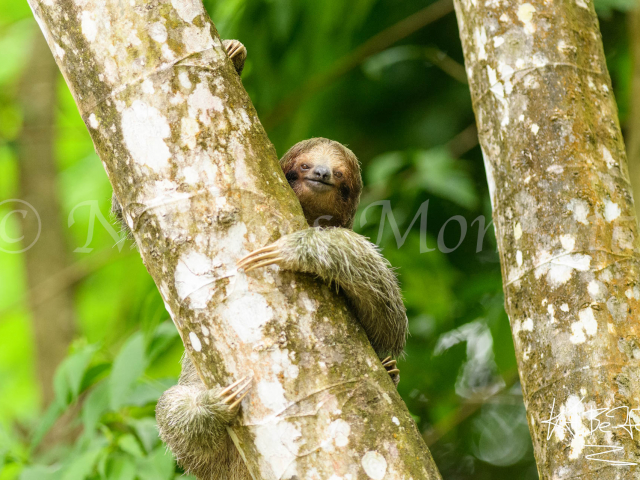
[112,40,408,480]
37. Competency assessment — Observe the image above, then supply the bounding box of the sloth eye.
[301,164,310,170]
[335,171,343,178]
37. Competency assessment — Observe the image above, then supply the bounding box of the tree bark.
[454,0,640,478]
[18,28,75,407]
[26,1,442,478]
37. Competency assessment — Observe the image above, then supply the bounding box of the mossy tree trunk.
[455,0,640,478]
[26,0,442,478]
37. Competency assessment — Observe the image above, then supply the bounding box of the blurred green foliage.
[0,0,636,479]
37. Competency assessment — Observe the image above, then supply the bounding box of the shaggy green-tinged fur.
[156,355,249,480]
[277,227,407,357]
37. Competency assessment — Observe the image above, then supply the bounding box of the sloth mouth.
[304,178,335,193]
[304,178,334,187]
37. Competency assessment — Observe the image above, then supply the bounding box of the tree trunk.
[18,28,75,407]
[454,0,640,478]
[26,1,442,478]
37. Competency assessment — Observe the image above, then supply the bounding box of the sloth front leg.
[155,357,251,477]
[237,227,408,380]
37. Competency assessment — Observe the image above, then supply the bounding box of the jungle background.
[0,0,638,478]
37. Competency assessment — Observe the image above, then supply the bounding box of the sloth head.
[280,138,362,229]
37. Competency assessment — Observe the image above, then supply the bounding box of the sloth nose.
[312,165,331,182]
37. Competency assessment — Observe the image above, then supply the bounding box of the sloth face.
[281,139,362,228]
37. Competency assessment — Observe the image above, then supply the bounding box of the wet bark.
[455,0,640,478]
[18,29,75,407]
[25,1,442,478]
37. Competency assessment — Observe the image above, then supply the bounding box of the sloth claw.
[381,356,400,385]
[222,39,247,75]
[237,244,283,272]
[220,377,252,410]
[224,40,246,60]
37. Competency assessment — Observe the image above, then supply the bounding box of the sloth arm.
[239,227,408,358]
[155,355,250,476]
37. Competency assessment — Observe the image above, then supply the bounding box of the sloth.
[113,40,408,480]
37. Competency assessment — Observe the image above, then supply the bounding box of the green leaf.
[136,447,175,480]
[117,434,144,458]
[81,381,110,435]
[128,418,160,454]
[363,45,423,80]
[140,293,168,342]
[19,465,62,480]
[366,148,478,210]
[105,455,136,480]
[80,363,111,393]
[0,20,34,86]
[146,322,180,364]
[109,333,148,410]
[96,450,108,479]
[126,379,173,408]
[53,344,99,406]
[366,152,406,187]
[411,148,478,210]
[0,0,32,26]
[30,400,66,452]
[61,448,103,480]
